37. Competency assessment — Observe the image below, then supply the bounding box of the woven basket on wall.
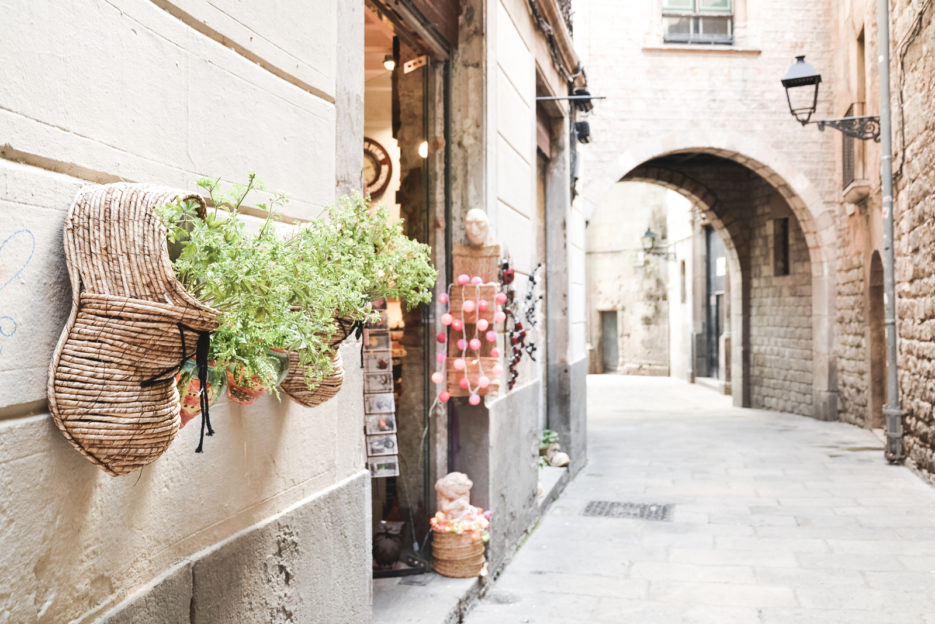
[47,184,218,477]
[279,317,355,408]
[432,531,486,578]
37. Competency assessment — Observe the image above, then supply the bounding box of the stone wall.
[748,185,815,415]
[890,0,935,478]
[0,2,370,621]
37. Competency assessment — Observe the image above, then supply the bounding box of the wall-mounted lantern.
[781,55,881,142]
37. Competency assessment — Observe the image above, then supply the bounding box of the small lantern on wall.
[781,55,821,125]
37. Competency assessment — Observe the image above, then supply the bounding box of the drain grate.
[582,500,673,521]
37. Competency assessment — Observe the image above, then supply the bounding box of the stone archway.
[603,148,834,420]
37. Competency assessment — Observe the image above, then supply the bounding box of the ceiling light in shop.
[418,141,428,158]
[383,54,396,71]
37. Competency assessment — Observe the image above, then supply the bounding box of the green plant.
[158,178,437,394]
[539,429,559,451]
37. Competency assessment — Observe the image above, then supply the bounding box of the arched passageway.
[589,149,831,419]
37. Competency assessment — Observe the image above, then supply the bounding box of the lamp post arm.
[812,115,882,142]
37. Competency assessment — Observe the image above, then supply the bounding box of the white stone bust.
[464,208,490,247]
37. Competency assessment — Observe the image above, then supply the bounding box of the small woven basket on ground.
[47,184,218,477]
[432,531,486,578]
[279,317,355,408]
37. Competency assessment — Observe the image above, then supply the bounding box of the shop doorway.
[364,4,442,576]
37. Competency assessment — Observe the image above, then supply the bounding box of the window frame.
[662,0,734,45]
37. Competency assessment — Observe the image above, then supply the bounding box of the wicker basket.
[47,184,218,476]
[280,350,345,408]
[279,317,353,408]
[432,531,486,578]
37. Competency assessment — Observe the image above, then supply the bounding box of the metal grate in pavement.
[582,500,673,521]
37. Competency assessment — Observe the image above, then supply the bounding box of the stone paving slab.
[463,375,935,623]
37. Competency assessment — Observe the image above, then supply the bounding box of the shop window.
[773,218,790,276]
[662,0,733,45]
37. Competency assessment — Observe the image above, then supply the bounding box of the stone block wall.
[747,184,814,415]
[0,2,371,621]
[891,0,935,479]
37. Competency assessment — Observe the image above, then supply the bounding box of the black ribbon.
[140,322,214,454]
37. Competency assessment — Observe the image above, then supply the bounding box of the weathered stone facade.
[890,0,935,478]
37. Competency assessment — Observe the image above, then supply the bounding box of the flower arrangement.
[429,508,492,543]
[158,175,437,398]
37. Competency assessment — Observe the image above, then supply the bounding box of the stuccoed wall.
[0,1,371,621]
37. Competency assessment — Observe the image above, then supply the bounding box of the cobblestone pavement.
[463,375,935,624]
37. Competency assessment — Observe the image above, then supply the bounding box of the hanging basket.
[432,531,486,578]
[280,350,345,408]
[47,184,219,477]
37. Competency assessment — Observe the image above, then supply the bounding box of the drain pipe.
[878,0,904,464]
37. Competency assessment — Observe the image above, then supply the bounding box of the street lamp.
[641,228,656,253]
[781,55,881,141]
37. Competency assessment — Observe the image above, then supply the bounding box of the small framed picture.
[363,329,392,350]
[366,433,398,456]
[365,392,395,415]
[364,371,394,394]
[365,413,397,434]
[368,456,399,478]
[364,349,393,373]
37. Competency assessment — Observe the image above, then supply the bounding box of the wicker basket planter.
[432,531,486,578]
[280,350,345,408]
[48,184,219,476]
[278,316,354,408]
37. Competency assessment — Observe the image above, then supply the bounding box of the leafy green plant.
[158,178,437,395]
[539,429,559,451]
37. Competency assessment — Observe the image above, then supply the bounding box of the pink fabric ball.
[441,313,453,326]
[477,319,489,331]
[436,353,446,364]
[471,276,483,285]
[468,394,481,406]
[438,293,449,304]
[469,338,482,351]
[439,391,451,403]
[494,311,506,323]
[457,274,470,285]
[436,332,446,344]
[462,299,475,313]
[452,319,463,332]
[478,376,490,389]
[457,338,467,350]
[459,377,470,389]
[491,347,501,358]
[495,292,508,305]
[492,364,504,377]
[478,299,489,311]
[486,331,497,342]
[453,358,466,370]
[431,371,444,385]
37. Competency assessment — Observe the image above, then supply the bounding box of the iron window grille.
[662,0,733,45]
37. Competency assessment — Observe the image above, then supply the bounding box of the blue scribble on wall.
[0,229,36,355]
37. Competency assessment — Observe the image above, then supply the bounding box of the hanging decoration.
[431,276,506,403]
[499,259,543,390]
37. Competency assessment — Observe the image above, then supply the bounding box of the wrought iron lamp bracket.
[813,115,881,142]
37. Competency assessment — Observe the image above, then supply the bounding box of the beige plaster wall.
[0,2,367,621]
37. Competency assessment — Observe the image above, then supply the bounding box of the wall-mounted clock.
[364,137,392,198]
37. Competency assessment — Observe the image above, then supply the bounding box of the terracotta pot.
[225,350,290,406]
[176,360,227,427]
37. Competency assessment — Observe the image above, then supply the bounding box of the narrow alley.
[465,376,935,623]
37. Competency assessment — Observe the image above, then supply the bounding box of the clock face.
[363,137,392,198]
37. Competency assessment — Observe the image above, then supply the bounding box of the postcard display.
[363,325,399,478]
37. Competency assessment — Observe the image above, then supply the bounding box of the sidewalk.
[462,375,935,624]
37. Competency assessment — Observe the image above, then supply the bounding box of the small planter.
[432,531,486,578]
[177,360,227,427]
[226,350,290,406]
[280,350,344,408]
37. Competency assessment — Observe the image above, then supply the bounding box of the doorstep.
[371,465,571,624]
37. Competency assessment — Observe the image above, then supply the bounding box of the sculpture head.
[464,209,490,247]
[435,471,473,500]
